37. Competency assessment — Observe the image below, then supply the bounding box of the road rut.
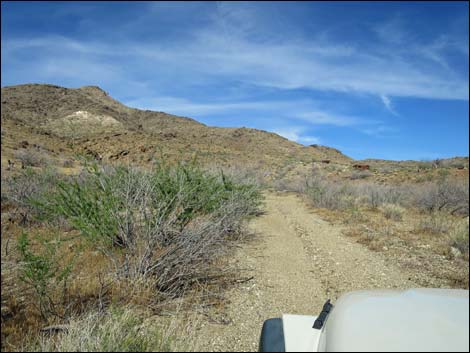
[198,191,416,351]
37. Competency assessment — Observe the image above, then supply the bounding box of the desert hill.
[1,84,352,179]
[1,83,467,184]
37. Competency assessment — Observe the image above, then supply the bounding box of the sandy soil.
[197,191,416,351]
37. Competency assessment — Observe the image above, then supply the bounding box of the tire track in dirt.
[198,191,416,351]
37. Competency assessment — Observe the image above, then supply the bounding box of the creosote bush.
[31,160,262,298]
[16,232,75,320]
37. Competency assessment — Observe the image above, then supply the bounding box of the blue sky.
[1,1,468,160]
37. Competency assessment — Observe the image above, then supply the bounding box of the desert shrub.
[415,174,435,183]
[451,162,465,169]
[416,213,451,235]
[300,172,467,217]
[437,168,450,180]
[301,173,410,211]
[376,165,396,174]
[16,232,75,319]
[32,160,262,297]
[204,163,268,188]
[449,219,469,259]
[343,206,367,224]
[349,170,372,180]
[1,167,61,224]
[272,177,305,193]
[417,161,434,170]
[14,149,48,167]
[353,183,408,209]
[439,159,468,169]
[413,180,469,215]
[304,175,356,210]
[29,307,174,352]
[380,203,405,221]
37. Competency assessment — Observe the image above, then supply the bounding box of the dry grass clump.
[416,213,451,235]
[1,167,62,225]
[62,159,74,168]
[380,203,405,221]
[26,307,175,352]
[349,170,372,180]
[14,149,49,167]
[345,223,395,252]
[449,218,469,260]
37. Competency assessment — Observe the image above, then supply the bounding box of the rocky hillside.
[1,84,203,133]
[1,84,353,179]
[3,84,468,185]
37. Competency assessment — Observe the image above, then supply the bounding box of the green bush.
[35,161,260,246]
[31,160,262,296]
[17,232,74,319]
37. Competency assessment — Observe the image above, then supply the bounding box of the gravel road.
[197,191,416,351]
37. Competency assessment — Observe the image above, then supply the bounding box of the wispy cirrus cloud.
[2,3,468,102]
[126,95,370,146]
[380,95,398,116]
[294,111,363,127]
[125,96,302,117]
[126,95,376,129]
[272,127,321,145]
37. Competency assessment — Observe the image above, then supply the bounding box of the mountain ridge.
[2,83,468,181]
[1,83,352,167]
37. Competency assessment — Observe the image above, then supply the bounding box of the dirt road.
[198,191,416,351]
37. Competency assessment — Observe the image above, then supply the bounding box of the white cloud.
[374,16,408,45]
[299,135,321,145]
[294,111,362,126]
[272,127,321,145]
[126,96,375,131]
[126,96,295,116]
[273,127,301,142]
[3,6,468,101]
[380,94,398,115]
[360,125,398,138]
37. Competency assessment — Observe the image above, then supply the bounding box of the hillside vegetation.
[1,83,468,351]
